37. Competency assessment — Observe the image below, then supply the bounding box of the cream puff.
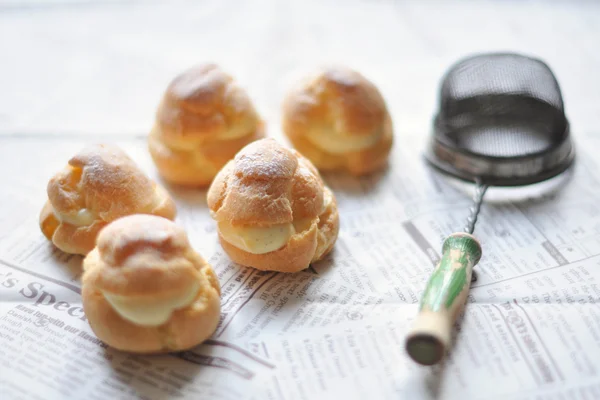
[149,63,265,186]
[207,138,339,273]
[81,214,221,353]
[39,144,177,256]
[282,66,393,176]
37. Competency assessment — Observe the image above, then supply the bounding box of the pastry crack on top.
[149,63,266,187]
[282,65,394,176]
[207,138,340,273]
[39,144,177,256]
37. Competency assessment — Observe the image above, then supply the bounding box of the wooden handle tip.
[405,333,445,366]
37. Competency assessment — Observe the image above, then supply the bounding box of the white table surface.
[1,0,599,140]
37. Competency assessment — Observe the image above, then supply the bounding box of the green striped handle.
[405,232,482,366]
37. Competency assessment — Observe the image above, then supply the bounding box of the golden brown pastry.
[149,63,265,186]
[82,214,221,353]
[207,138,339,273]
[39,144,177,256]
[282,66,393,176]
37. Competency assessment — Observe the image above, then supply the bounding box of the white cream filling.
[103,281,200,326]
[218,221,295,254]
[218,215,320,254]
[147,191,167,211]
[306,129,380,154]
[292,218,315,233]
[217,122,256,140]
[156,119,255,150]
[323,190,332,210]
[54,208,96,227]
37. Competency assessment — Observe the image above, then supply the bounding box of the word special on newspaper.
[1,134,600,400]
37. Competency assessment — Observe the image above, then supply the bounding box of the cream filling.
[306,129,380,154]
[217,188,332,256]
[54,189,166,229]
[323,189,332,210]
[218,221,295,254]
[156,120,256,151]
[54,208,96,227]
[147,191,168,212]
[218,216,319,254]
[103,281,200,326]
[217,122,256,140]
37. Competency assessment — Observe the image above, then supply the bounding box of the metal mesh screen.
[434,53,568,158]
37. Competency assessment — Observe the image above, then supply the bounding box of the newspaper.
[1,133,600,400]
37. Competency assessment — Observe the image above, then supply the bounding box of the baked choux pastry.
[149,63,265,187]
[282,66,393,176]
[39,144,176,256]
[207,138,339,273]
[81,214,221,353]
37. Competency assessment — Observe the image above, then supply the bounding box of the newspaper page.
[1,133,600,400]
[2,0,600,397]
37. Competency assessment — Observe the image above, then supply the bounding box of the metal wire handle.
[464,181,488,234]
